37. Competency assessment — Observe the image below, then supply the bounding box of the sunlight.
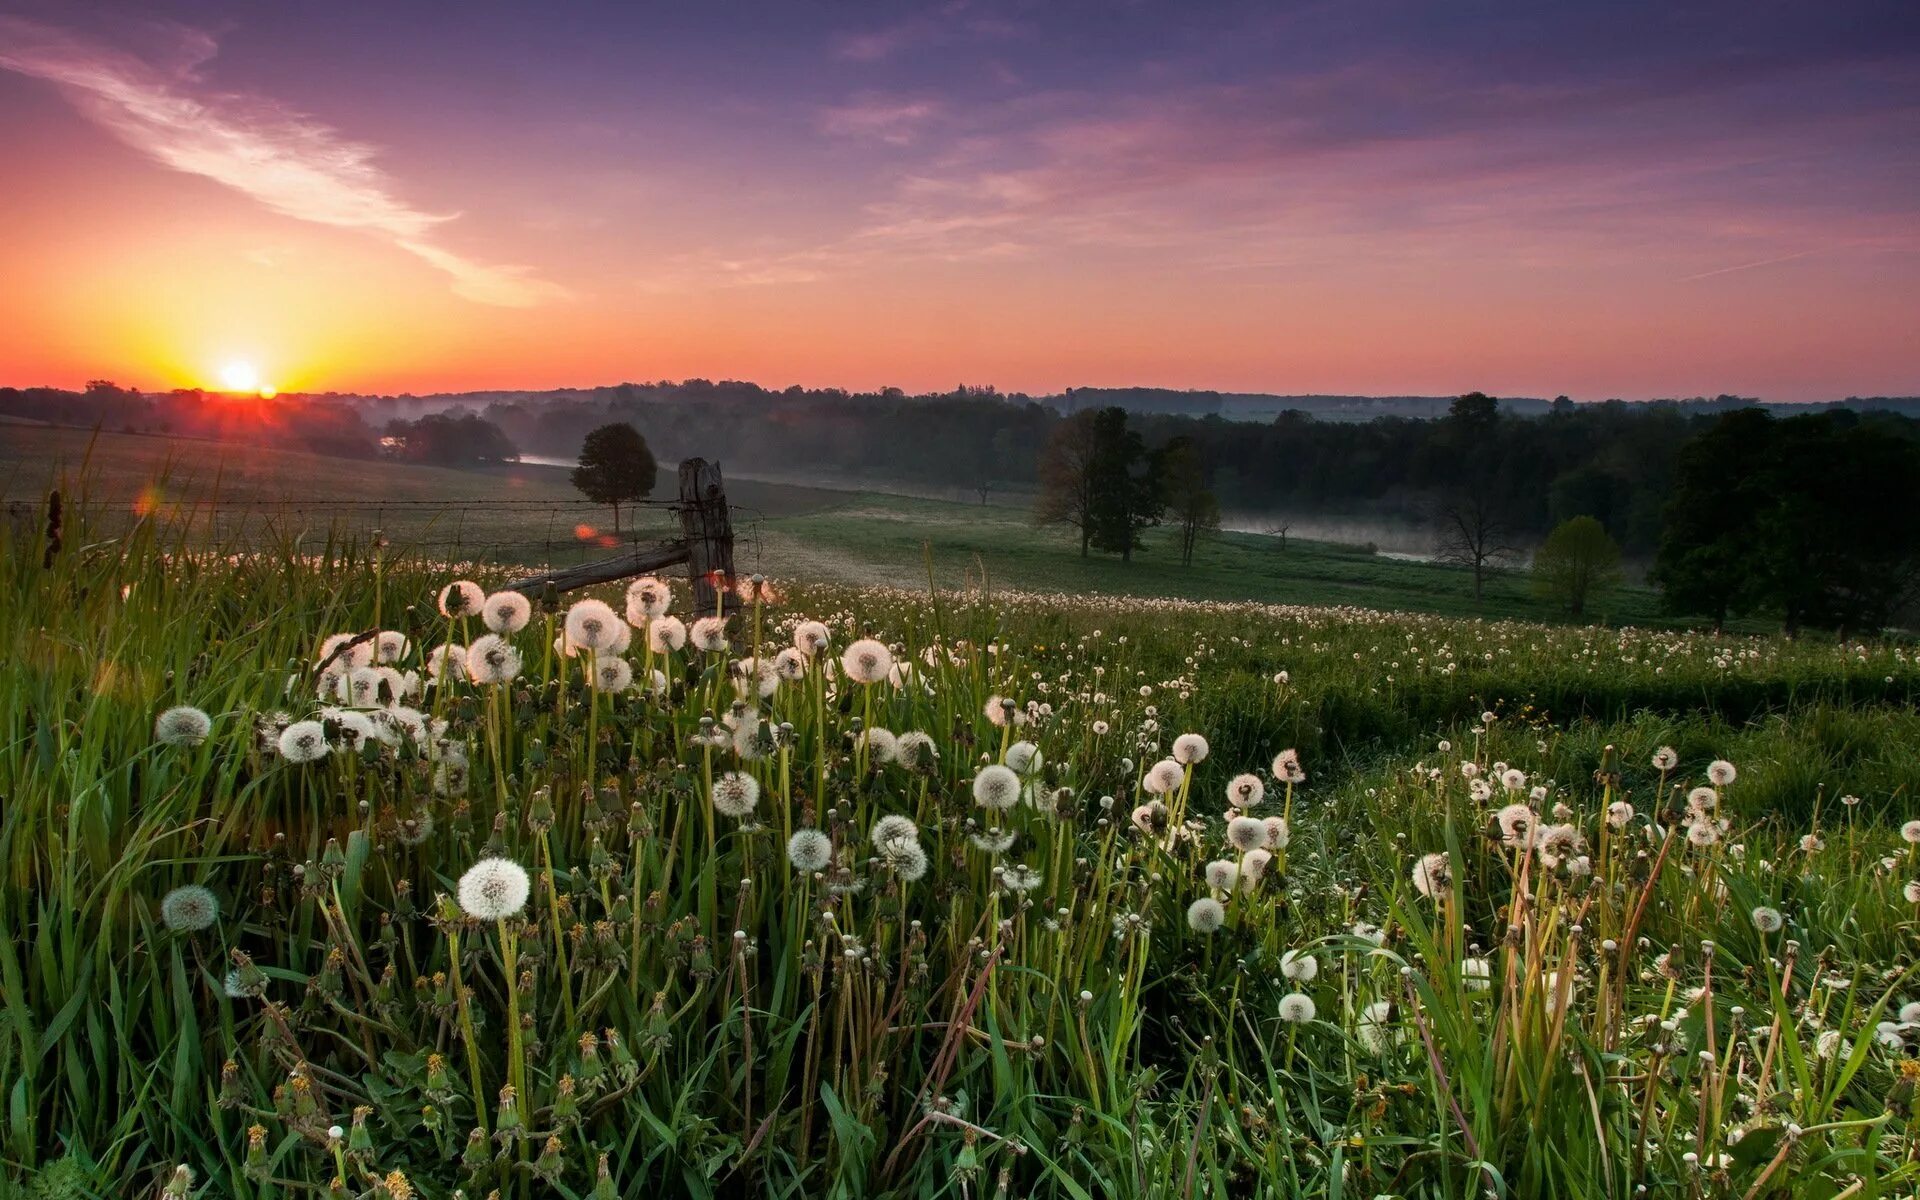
[218,360,262,394]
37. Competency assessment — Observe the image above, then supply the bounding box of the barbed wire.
[6,491,772,575]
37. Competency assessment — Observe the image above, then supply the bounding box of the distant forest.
[7,378,1919,558]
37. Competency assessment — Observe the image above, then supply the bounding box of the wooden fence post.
[677,458,737,614]
[505,457,733,603]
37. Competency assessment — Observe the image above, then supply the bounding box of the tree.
[1161,437,1219,567]
[570,422,657,533]
[1086,408,1163,561]
[1532,516,1622,617]
[1653,409,1920,634]
[1432,392,1517,601]
[383,412,518,466]
[1434,490,1518,600]
[1034,409,1102,555]
[1650,408,1774,629]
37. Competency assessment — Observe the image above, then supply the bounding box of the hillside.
[0,425,1676,624]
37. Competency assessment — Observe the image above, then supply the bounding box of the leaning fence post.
[677,458,737,614]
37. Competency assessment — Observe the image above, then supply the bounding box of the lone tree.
[1086,407,1163,562]
[1162,436,1219,567]
[570,422,657,533]
[1034,407,1165,562]
[1532,516,1622,618]
[1433,392,1516,600]
[1033,409,1103,556]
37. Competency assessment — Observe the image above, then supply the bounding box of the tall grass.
[3,498,1918,1198]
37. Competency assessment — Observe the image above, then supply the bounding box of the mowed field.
[0,424,1671,623]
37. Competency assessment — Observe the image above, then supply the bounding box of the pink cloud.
[0,14,569,307]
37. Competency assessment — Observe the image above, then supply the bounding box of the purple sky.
[2,0,1916,399]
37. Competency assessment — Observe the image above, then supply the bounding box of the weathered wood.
[501,456,732,602]
[504,540,689,596]
[676,458,737,613]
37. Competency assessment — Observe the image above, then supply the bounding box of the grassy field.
[1,425,1674,625]
[3,497,1919,1197]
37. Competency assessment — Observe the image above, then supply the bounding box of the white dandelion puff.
[1186,897,1225,934]
[482,591,532,634]
[1280,950,1318,983]
[1226,773,1265,809]
[160,885,219,932]
[625,576,672,623]
[154,706,213,747]
[787,829,833,872]
[710,771,762,819]
[973,764,1022,810]
[563,600,622,653]
[791,620,830,657]
[690,616,730,654]
[277,721,329,763]
[437,580,484,618]
[1226,816,1268,852]
[1411,852,1452,899]
[457,857,531,921]
[465,635,522,685]
[1278,993,1317,1023]
[840,638,893,684]
[649,616,688,654]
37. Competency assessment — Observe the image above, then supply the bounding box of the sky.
[0,0,1915,402]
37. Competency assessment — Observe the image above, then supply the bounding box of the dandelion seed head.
[160,884,218,932]
[482,591,532,634]
[1227,816,1268,852]
[1226,773,1265,809]
[711,771,762,819]
[154,705,212,748]
[1186,897,1225,934]
[625,577,672,622]
[465,635,522,685]
[840,637,893,684]
[1411,852,1451,899]
[1278,993,1316,1023]
[1143,758,1185,796]
[690,615,730,654]
[457,857,531,921]
[792,620,831,657]
[973,764,1022,810]
[1172,732,1209,765]
[786,828,833,873]
[1280,950,1318,982]
[278,720,329,763]
[437,580,484,618]
[563,599,623,653]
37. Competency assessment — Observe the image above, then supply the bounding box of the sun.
[219,361,261,393]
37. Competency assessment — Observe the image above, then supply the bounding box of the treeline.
[9,380,1920,585]
[1,382,374,457]
[0,382,517,466]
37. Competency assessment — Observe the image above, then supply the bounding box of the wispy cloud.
[0,15,569,307]
[818,96,940,145]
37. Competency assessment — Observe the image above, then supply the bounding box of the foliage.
[1035,407,1165,562]
[381,411,519,466]
[1162,436,1220,568]
[570,422,658,532]
[1532,516,1623,617]
[1654,409,1920,632]
[1033,409,1101,555]
[1085,407,1164,560]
